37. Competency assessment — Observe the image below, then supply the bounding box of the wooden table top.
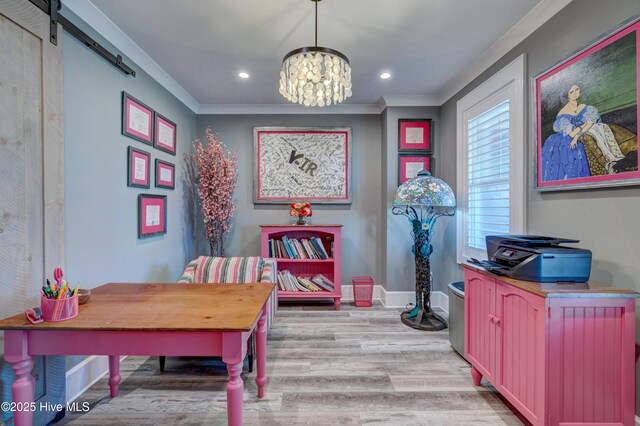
[260,224,343,227]
[463,263,639,298]
[0,283,275,332]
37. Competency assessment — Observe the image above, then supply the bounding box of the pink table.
[0,282,275,426]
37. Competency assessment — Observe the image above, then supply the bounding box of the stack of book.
[268,236,330,259]
[277,271,335,292]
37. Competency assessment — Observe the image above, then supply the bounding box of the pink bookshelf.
[260,224,342,310]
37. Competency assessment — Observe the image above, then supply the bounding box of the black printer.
[469,235,592,282]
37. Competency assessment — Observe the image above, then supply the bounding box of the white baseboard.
[66,355,126,403]
[341,284,449,313]
[636,414,640,426]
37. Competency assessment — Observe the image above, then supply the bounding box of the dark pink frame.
[155,159,175,190]
[535,18,640,190]
[138,194,167,238]
[398,119,432,152]
[398,154,432,185]
[122,92,154,145]
[153,112,177,155]
[127,146,150,188]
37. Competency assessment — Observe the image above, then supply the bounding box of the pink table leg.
[108,355,121,398]
[223,332,247,426]
[256,305,267,398]
[225,361,244,426]
[4,331,35,426]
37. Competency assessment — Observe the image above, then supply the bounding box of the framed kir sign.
[138,194,167,238]
[122,92,154,145]
[253,127,352,204]
[155,159,175,189]
[127,146,150,188]
[154,112,177,155]
[398,119,432,152]
[535,17,639,191]
[398,154,432,185]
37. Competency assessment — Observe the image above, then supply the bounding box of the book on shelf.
[276,270,335,293]
[268,236,331,260]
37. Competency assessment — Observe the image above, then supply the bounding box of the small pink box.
[41,294,78,322]
[352,276,374,307]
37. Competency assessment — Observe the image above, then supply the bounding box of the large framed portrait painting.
[535,17,639,190]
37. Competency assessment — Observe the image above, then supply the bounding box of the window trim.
[456,54,526,264]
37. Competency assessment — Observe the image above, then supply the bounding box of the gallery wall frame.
[127,146,150,189]
[138,194,167,238]
[154,112,177,155]
[253,127,352,204]
[398,153,433,186]
[122,91,154,145]
[155,159,175,190]
[398,119,432,152]
[533,15,640,191]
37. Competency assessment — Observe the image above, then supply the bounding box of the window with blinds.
[466,100,510,250]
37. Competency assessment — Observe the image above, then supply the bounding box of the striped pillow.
[179,256,264,284]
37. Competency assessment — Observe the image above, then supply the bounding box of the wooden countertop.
[0,283,275,331]
[462,263,639,298]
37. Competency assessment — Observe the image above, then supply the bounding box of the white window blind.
[456,55,525,264]
[466,100,510,250]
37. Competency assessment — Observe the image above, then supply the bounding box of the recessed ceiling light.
[238,72,250,79]
[380,72,391,79]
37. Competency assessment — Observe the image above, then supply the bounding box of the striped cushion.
[178,256,264,284]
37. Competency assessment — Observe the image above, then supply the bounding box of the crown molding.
[64,0,200,113]
[197,103,382,115]
[377,95,441,110]
[437,0,574,104]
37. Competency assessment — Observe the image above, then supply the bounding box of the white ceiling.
[84,0,545,107]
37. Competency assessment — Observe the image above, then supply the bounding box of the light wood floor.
[59,302,526,425]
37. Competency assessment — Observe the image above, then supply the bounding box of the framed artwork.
[155,159,175,189]
[534,17,639,191]
[398,154,433,185]
[122,92,154,145]
[253,127,352,204]
[138,194,167,238]
[398,119,432,152]
[127,146,150,188]
[154,112,177,155]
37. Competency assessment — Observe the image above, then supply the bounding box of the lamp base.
[400,310,447,331]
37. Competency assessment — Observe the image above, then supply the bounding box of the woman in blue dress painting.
[541,84,593,181]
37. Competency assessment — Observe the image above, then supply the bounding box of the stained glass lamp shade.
[392,170,456,331]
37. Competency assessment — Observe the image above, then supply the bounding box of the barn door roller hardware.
[29,0,136,76]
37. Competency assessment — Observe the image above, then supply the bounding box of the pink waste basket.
[352,276,374,307]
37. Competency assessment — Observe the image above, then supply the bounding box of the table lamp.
[392,170,456,331]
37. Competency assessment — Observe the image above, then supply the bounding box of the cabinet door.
[495,282,545,424]
[464,270,496,381]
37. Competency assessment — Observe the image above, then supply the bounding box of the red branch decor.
[191,128,238,256]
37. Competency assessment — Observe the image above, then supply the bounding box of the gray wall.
[196,115,382,288]
[380,107,452,292]
[62,10,197,369]
[437,0,640,412]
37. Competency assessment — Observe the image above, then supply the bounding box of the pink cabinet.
[464,266,637,426]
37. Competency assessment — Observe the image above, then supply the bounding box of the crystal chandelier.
[279,0,352,107]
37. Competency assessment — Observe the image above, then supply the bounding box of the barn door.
[0,0,65,424]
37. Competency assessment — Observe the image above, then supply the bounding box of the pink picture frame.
[398,119,432,152]
[127,146,150,188]
[154,112,177,155]
[535,17,639,191]
[122,92,154,145]
[155,159,175,190]
[398,154,432,185]
[138,194,167,238]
